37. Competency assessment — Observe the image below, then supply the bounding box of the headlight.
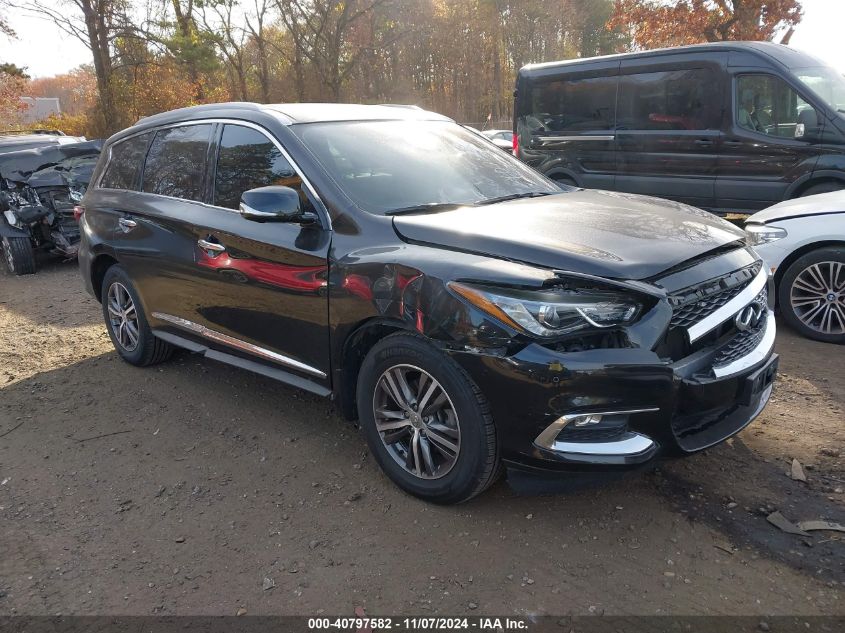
[448,282,641,337]
[745,224,787,246]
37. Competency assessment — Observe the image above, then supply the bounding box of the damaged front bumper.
[447,313,777,478]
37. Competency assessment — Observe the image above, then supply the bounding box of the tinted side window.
[100,132,152,190]
[214,124,314,212]
[526,76,617,133]
[142,124,212,201]
[736,74,814,138]
[617,69,720,131]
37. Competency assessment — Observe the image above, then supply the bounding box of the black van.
[514,42,845,214]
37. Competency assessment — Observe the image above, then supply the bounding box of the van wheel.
[356,333,499,504]
[801,182,844,197]
[2,235,36,275]
[101,265,174,365]
[551,175,578,189]
[778,246,845,344]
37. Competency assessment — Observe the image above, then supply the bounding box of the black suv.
[515,42,845,214]
[79,103,777,503]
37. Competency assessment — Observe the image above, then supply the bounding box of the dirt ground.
[1,261,843,617]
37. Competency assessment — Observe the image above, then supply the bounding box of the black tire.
[800,181,845,198]
[101,265,174,366]
[356,333,499,504]
[551,175,578,189]
[778,246,845,344]
[2,235,36,275]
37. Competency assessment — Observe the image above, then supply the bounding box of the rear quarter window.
[142,124,213,201]
[99,132,153,191]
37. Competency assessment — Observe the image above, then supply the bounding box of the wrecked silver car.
[0,140,102,274]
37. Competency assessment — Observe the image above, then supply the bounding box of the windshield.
[795,66,845,113]
[292,120,558,214]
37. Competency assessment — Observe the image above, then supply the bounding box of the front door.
[181,123,331,383]
[716,72,823,212]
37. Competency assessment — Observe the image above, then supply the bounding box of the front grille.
[668,262,761,330]
[711,287,768,370]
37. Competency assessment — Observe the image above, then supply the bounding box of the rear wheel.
[101,265,174,365]
[800,181,845,198]
[778,246,845,344]
[356,333,499,504]
[551,175,578,189]
[2,235,36,275]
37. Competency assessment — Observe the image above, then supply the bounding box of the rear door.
[84,132,155,268]
[112,122,216,322]
[518,62,619,188]
[716,72,823,212]
[615,55,725,209]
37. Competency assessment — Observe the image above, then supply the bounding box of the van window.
[736,75,814,138]
[214,124,313,212]
[142,124,213,201]
[525,76,616,133]
[100,132,152,190]
[617,69,720,131]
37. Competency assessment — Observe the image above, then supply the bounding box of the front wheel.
[778,246,845,344]
[356,333,499,503]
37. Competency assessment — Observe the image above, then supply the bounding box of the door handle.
[724,139,744,147]
[118,217,137,232]
[198,238,226,253]
[694,139,714,147]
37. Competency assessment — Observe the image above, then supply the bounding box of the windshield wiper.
[475,191,554,206]
[385,202,467,216]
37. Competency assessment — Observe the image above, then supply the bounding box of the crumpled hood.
[392,190,744,280]
[747,190,845,224]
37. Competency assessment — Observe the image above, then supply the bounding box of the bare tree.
[274,0,389,101]
[198,0,249,99]
[15,0,134,132]
[245,0,273,102]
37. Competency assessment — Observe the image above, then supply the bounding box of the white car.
[745,190,845,343]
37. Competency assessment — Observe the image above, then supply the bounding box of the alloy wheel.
[372,364,461,480]
[107,282,140,351]
[790,261,845,335]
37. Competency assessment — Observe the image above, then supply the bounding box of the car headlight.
[448,282,641,337]
[745,224,787,246]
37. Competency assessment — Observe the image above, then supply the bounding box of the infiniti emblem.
[734,302,764,331]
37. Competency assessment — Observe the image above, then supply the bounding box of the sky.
[0,0,843,79]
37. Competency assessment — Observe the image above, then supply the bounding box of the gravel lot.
[1,261,843,616]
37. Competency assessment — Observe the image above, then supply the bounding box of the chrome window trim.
[686,265,769,342]
[97,118,331,230]
[711,309,776,378]
[151,311,327,379]
[536,135,615,142]
[534,407,660,451]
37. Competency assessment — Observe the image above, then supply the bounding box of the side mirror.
[239,186,318,224]
[795,108,820,139]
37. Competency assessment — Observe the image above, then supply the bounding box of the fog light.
[572,414,603,427]
[534,407,660,450]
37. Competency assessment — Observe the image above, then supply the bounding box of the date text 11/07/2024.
[306,616,529,631]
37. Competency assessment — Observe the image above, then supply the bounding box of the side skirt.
[152,329,332,398]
